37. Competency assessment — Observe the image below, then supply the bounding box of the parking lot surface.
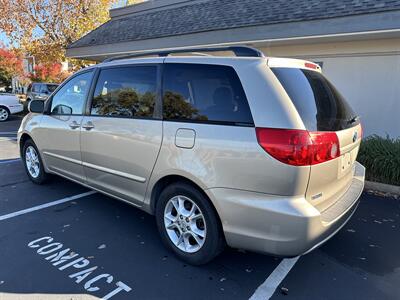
[1,119,399,299]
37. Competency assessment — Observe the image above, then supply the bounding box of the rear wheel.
[0,106,9,122]
[155,182,225,265]
[23,139,48,184]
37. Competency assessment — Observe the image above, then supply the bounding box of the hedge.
[357,135,400,186]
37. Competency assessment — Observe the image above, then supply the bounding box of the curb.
[365,180,400,195]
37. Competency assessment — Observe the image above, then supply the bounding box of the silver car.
[19,47,365,265]
[26,82,59,102]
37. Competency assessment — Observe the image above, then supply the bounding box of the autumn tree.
[28,63,70,83]
[0,0,119,68]
[0,47,24,86]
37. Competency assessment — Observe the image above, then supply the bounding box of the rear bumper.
[8,104,23,114]
[207,161,365,256]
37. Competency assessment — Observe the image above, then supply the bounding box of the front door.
[80,64,162,205]
[37,70,94,182]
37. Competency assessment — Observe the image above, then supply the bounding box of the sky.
[0,32,10,47]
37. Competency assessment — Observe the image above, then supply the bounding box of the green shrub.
[357,135,400,186]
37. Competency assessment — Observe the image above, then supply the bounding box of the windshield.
[272,68,359,131]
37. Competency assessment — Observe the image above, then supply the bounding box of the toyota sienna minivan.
[19,46,365,265]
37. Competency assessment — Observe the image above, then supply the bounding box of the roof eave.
[66,11,400,61]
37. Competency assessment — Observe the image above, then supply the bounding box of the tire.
[0,106,9,122]
[155,182,225,265]
[22,139,48,184]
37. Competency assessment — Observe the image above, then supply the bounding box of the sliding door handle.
[82,121,95,130]
[69,121,80,129]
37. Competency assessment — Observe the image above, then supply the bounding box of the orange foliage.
[29,63,70,83]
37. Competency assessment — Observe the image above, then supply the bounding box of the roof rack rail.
[102,46,264,62]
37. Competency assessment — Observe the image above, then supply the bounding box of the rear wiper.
[347,115,359,125]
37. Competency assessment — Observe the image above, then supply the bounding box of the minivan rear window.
[272,68,359,131]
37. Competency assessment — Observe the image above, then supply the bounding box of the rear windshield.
[46,84,58,93]
[271,68,359,131]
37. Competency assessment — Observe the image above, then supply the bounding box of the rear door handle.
[69,121,80,129]
[82,121,95,130]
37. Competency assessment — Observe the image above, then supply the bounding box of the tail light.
[304,62,318,70]
[255,128,340,166]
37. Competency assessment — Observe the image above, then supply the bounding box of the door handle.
[69,121,80,129]
[82,121,95,130]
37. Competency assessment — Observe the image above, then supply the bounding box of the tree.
[0,47,24,86]
[0,0,119,67]
[28,63,69,83]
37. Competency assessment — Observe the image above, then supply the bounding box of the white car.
[0,93,23,122]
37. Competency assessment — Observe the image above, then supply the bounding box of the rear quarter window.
[272,68,358,131]
[162,63,253,126]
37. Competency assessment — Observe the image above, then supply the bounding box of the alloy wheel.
[0,108,8,121]
[25,146,40,178]
[163,195,207,253]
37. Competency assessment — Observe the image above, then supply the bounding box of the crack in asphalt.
[0,179,30,188]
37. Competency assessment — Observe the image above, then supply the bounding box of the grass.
[357,135,400,186]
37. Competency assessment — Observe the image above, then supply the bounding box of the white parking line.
[0,158,21,164]
[0,191,96,221]
[0,137,17,141]
[249,257,300,300]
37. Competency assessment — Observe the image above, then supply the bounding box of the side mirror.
[28,100,44,113]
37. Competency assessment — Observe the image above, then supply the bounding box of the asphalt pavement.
[0,117,399,300]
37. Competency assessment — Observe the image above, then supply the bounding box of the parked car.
[26,82,58,102]
[0,93,23,121]
[18,46,365,265]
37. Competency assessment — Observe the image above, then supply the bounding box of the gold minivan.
[19,47,365,265]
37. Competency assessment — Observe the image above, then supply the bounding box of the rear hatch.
[271,65,362,212]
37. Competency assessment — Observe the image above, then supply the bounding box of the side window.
[32,84,41,93]
[91,66,157,118]
[51,71,93,115]
[162,64,253,125]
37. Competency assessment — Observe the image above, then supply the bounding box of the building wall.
[259,38,400,138]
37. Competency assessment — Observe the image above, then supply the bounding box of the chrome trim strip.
[48,169,142,208]
[43,151,82,165]
[82,161,146,183]
[44,151,146,183]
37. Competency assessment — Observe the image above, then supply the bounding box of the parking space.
[1,118,399,300]
[0,162,281,300]
[272,192,400,300]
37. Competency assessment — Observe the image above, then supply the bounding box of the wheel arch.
[0,105,10,111]
[19,133,33,157]
[149,175,222,225]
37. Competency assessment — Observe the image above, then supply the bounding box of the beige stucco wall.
[258,38,400,138]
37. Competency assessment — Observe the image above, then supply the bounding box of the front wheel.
[22,139,48,184]
[155,182,225,265]
[0,106,9,122]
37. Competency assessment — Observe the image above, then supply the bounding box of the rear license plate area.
[338,152,352,178]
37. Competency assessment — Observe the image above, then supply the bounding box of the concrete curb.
[365,180,400,195]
